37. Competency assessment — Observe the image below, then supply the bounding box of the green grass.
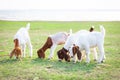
[0,21,120,80]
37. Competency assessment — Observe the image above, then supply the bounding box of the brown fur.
[72,45,82,61]
[57,48,70,62]
[37,37,53,58]
[14,39,19,48]
[10,39,22,59]
[10,47,22,59]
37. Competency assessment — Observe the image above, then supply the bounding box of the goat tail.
[26,23,30,30]
[89,26,94,32]
[100,25,105,37]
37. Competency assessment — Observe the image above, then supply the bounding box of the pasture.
[0,21,120,80]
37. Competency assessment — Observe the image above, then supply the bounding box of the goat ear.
[16,48,22,59]
[10,49,15,58]
[19,49,22,55]
[57,50,63,59]
[76,48,82,60]
[72,46,79,56]
[72,47,76,56]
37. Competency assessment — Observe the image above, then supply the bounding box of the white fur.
[14,23,33,57]
[48,29,72,59]
[64,25,105,63]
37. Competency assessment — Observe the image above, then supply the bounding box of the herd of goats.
[9,23,106,63]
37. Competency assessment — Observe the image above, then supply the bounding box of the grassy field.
[0,21,120,80]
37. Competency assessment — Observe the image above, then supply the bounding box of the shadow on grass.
[0,56,97,73]
[0,56,19,64]
[31,58,97,72]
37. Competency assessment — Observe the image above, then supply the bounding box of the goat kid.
[37,30,72,59]
[58,26,105,63]
[10,23,33,59]
[57,27,94,62]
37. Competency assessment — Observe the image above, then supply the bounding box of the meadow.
[0,21,120,80]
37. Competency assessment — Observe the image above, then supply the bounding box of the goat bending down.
[37,31,71,59]
[57,27,94,62]
[57,26,105,63]
[10,23,33,59]
[69,44,97,63]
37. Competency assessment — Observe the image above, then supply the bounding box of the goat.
[57,26,105,63]
[37,31,71,59]
[10,23,32,59]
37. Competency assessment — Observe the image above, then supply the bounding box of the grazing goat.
[10,23,33,59]
[68,44,97,63]
[37,30,72,59]
[57,26,106,63]
[57,27,94,62]
[68,44,82,63]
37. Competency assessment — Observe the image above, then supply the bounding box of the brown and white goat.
[58,26,106,63]
[10,23,32,59]
[57,27,95,62]
[37,32,71,59]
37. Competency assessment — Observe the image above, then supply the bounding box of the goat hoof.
[58,59,62,62]
[86,61,90,63]
[29,56,32,58]
[97,61,102,64]
[101,60,105,63]
[94,59,97,61]
[73,61,76,63]
[48,58,50,60]
[67,60,70,62]
[48,58,51,61]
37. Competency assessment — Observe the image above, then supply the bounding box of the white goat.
[13,23,33,58]
[64,25,105,63]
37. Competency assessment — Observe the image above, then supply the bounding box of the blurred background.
[0,0,120,21]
